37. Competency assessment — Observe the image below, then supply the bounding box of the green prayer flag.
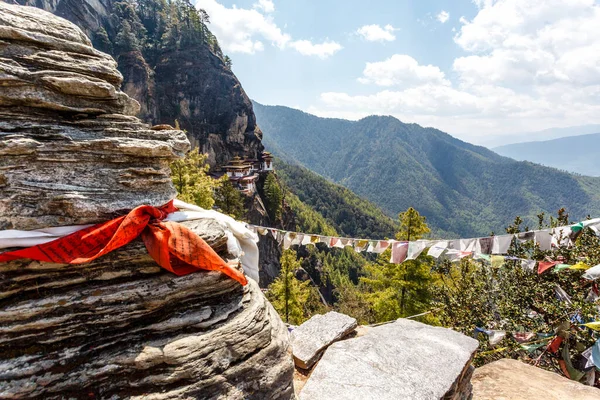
[562,344,585,381]
[571,222,584,233]
[521,343,546,353]
[554,264,572,272]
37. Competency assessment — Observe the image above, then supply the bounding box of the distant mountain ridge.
[253,101,600,237]
[493,133,600,177]
[480,124,600,148]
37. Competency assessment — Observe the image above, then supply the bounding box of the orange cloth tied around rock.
[0,201,247,286]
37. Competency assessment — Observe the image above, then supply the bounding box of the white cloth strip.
[0,199,260,284]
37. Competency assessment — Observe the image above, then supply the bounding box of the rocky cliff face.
[12,0,264,168]
[0,3,294,398]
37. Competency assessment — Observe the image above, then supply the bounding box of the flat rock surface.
[299,318,479,400]
[471,358,600,400]
[291,311,357,369]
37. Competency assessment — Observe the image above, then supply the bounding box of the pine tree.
[267,250,312,324]
[361,207,436,322]
[169,148,217,209]
[214,178,246,219]
[263,172,283,221]
[94,27,113,54]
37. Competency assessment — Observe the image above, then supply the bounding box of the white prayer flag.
[427,241,448,258]
[534,230,552,251]
[407,241,427,260]
[491,235,513,254]
[583,264,600,281]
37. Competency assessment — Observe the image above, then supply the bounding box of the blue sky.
[196,0,600,144]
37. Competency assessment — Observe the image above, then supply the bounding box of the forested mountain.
[277,160,397,239]
[494,133,600,177]
[254,102,600,237]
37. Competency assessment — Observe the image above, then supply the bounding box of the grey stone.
[0,2,190,230]
[471,358,600,400]
[291,311,357,369]
[299,318,479,400]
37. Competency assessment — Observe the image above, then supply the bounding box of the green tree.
[434,210,600,374]
[223,55,232,69]
[114,20,139,52]
[94,27,113,54]
[267,250,312,324]
[263,172,283,221]
[169,148,217,209]
[214,178,246,220]
[395,207,430,241]
[361,207,436,323]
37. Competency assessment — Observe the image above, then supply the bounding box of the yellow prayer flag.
[569,262,591,270]
[582,321,600,331]
[491,255,505,269]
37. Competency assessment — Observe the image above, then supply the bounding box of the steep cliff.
[13,0,264,167]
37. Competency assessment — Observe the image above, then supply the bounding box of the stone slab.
[299,318,479,400]
[471,358,600,400]
[291,311,357,369]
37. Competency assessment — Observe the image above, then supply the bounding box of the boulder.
[299,319,479,400]
[471,358,600,400]
[0,3,294,398]
[291,311,357,369]
[0,1,189,230]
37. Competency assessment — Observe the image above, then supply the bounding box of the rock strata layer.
[0,3,295,399]
[0,2,189,230]
[291,311,357,369]
[299,319,478,400]
[471,358,600,400]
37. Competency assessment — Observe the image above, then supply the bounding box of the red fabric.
[538,261,558,274]
[0,201,247,285]
[547,336,564,353]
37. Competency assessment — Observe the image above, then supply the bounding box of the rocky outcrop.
[291,311,357,369]
[299,319,479,400]
[11,0,112,40]
[153,45,264,167]
[0,1,188,230]
[13,0,264,169]
[471,359,600,400]
[0,3,294,398]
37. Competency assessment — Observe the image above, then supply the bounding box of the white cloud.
[253,0,275,13]
[358,55,449,87]
[290,40,343,58]
[356,24,397,42]
[196,0,341,58]
[196,0,288,54]
[309,0,600,141]
[436,10,450,23]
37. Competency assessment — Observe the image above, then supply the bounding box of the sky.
[195,0,600,145]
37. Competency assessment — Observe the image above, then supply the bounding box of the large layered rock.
[471,359,600,400]
[0,1,188,230]
[0,3,294,398]
[299,319,479,400]
[13,0,265,169]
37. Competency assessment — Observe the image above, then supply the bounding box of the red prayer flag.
[0,201,247,285]
[547,336,564,353]
[538,261,558,274]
